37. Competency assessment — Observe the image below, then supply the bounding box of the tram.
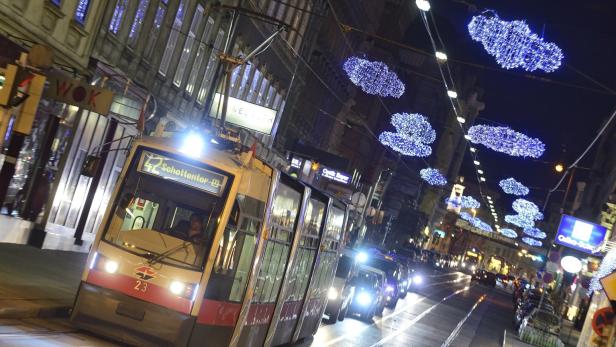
[70,132,348,347]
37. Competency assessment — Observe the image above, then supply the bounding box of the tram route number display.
[138,151,228,196]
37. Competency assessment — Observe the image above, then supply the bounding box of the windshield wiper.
[147,241,192,266]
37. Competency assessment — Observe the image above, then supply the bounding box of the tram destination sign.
[138,151,228,196]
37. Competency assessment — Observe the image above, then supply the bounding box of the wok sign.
[45,76,114,115]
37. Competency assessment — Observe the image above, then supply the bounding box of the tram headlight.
[104,260,119,274]
[170,281,186,295]
[356,251,368,263]
[180,131,205,157]
[327,287,339,300]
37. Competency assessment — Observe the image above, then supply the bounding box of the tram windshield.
[103,150,231,269]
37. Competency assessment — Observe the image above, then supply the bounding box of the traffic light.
[0,64,33,107]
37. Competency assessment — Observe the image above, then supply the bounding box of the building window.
[159,0,187,76]
[128,0,150,46]
[173,4,204,87]
[51,0,62,6]
[186,17,215,95]
[235,64,253,99]
[256,78,269,105]
[265,85,276,107]
[144,2,166,58]
[109,0,129,34]
[74,0,91,25]
[247,69,263,103]
[197,29,225,104]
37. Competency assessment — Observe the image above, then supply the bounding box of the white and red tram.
[71,134,347,346]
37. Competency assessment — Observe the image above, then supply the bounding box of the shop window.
[143,2,166,58]
[74,0,91,25]
[128,0,151,46]
[186,17,214,95]
[173,4,204,87]
[196,29,225,104]
[109,0,129,34]
[159,0,187,76]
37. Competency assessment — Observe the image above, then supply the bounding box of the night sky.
[425,0,616,215]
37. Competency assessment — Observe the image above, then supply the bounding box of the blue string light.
[500,228,518,238]
[379,113,436,157]
[468,12,563,73]
[343,56,405,98]
[447,196,480,209]
[499,178,530,196]
[468,125,545,158]
[420,168,447,186]
[522,237,543,247]
[505,214,535,229]
[459,211,493,232]
[523,227,547,239]
[512,199,540,217]
[460,211,474,222]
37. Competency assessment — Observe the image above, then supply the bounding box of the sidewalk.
[0,243,87,318]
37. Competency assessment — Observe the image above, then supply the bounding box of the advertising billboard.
[555,214,607,254]
[210,93,277,134]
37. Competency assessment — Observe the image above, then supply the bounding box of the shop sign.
[319,167,350,185]
[210,93,277,134]
[291,157,302,169]
[555,215,607,254]
[45,76,114,115]
[138,151,228,197]
[600,271,616,302]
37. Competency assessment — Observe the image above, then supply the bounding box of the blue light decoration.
[343,56,405,98]
[420,168,447,186]
[467,12,563,73]
[523,227,547,239]
[467,125,545,158]
[447,196,480,209]
[460,211,473,222]
[500,228,518,238]
[505,214,535,229]
[379,113,436,157]
[512,199,540,218]
[499,177,529,196]
[522,237,543,247]
[459,211,493,232]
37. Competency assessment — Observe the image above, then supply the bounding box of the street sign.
[45,76,114,115]
[592,307,614,337]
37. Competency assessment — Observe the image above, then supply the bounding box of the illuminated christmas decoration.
[523,227,547,239]
[445,196,461,208]
[467,125,545,158]
[471,217,493,232]
[379,113,436,157]
[460,211,473,222]
[500,228,518,238]
[499,178,529,196]
[590,248,616,291]
[420,168,447,186]
[468,12,563,73]
[505,214,535,229]
[512,199,540,217]
[461,196,481,209]
[343,56,405,98]
[521,237,543,247]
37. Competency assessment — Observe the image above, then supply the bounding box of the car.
[347,266,387,321]
[324,250,358,324]
[474,271,496,286]
[365,254,402,309]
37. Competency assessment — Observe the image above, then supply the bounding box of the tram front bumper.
[71,282,195,347]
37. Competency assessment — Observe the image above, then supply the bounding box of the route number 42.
[134,280,148,292]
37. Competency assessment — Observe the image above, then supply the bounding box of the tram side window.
[205,195,265,303]
[252,183,301,303]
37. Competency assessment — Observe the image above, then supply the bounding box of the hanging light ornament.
[512,199,540,217]
[379,113,436,157]
[467,12,563,73]
[522,237,543,247]
[343,56,405,98]
[523,227,547,239]
[590,248,616,291]
[461,196,481,209]
[467,125,545,158]
[505,214,535,229]
[420,168,447,186]
[499,177,530,196]
[459,211,474,222]
[500,228,518,238]
[472,217,493,232]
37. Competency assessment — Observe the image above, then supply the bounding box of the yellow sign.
[600,271,616,301]
[45,76,114,115]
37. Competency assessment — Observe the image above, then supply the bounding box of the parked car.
[347,266,387,321]
[324,249,358,324]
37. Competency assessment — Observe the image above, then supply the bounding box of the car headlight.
[402,280,408,286]
[104,260,119,274]
[328,287,339,300]
[357,292,372,306]
[461,262,466,268]
[385,285,395,292]
[412,275,423,285]
[471,265,476,271]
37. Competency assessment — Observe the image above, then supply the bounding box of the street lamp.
[555,163,564,173]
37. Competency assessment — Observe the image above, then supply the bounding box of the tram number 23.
[134,280,148,292]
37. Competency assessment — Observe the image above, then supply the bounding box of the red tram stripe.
[197,299,241,326]
[86,269,192,314]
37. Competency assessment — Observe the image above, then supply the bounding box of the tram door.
[294,202,346,341]
[266,190,328,346]
[236,175,306,347]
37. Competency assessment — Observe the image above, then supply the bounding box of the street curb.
[0,305,71,319]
